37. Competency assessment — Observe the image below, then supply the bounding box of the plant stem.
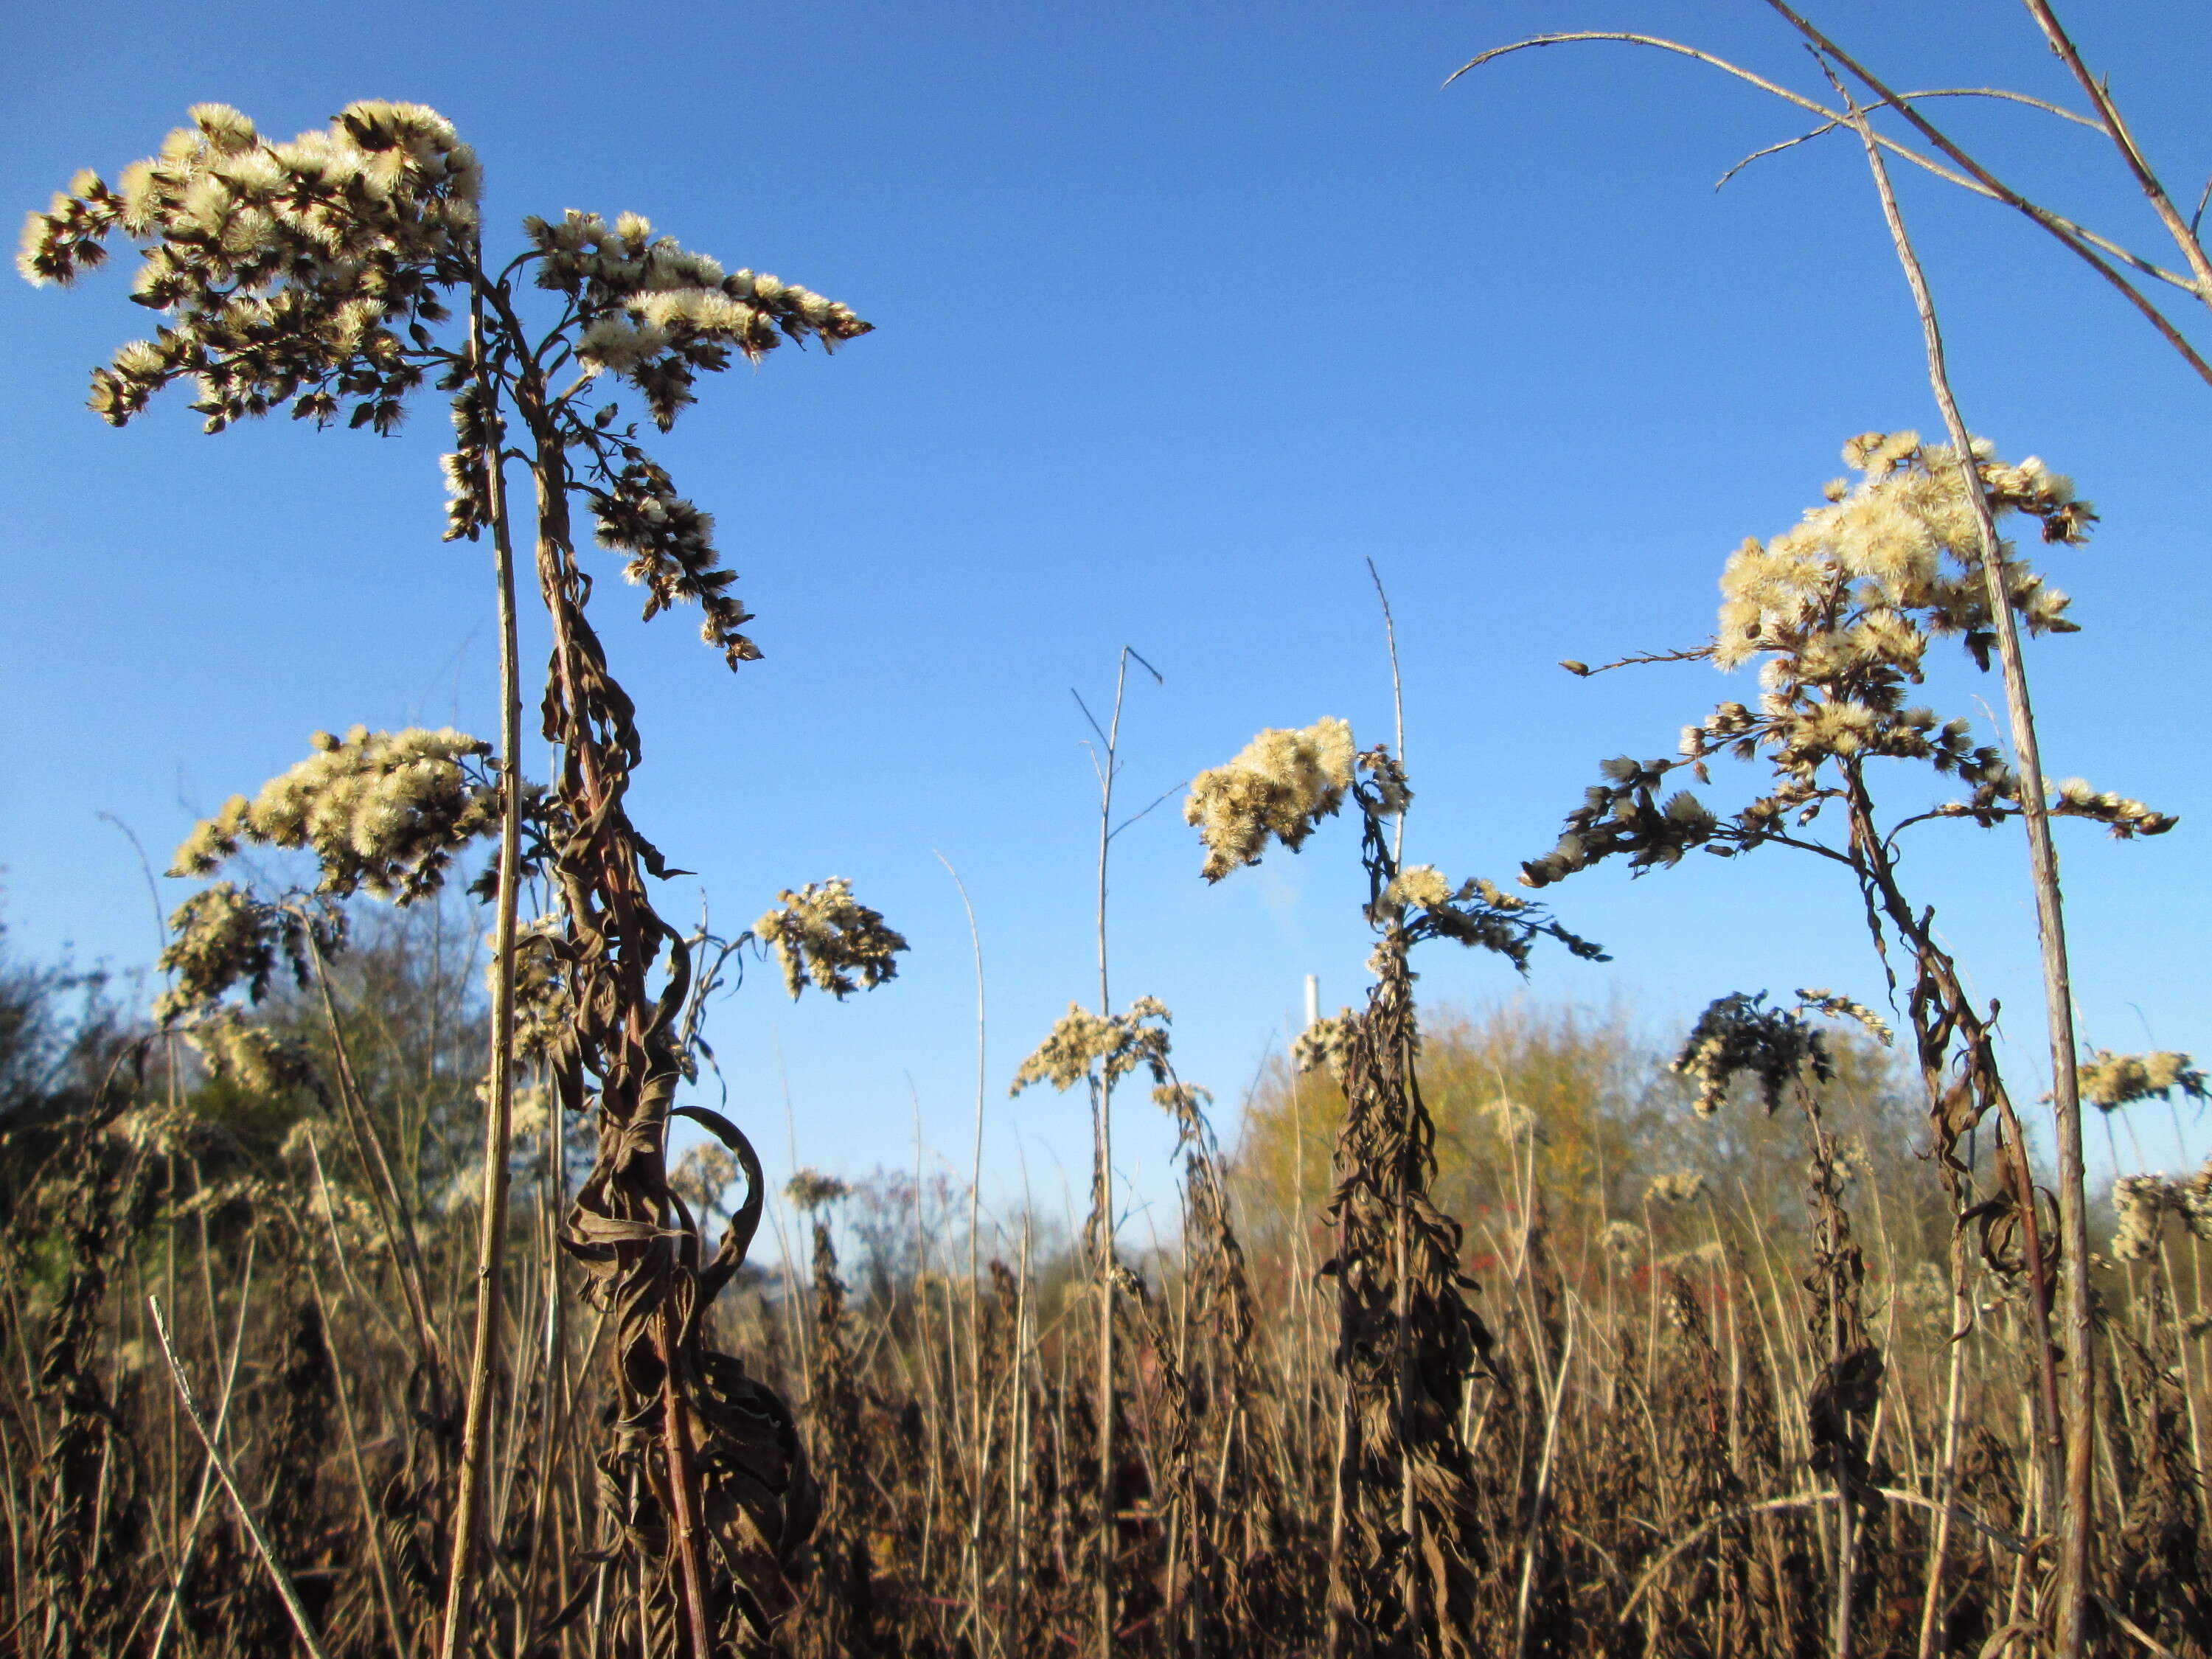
[2017,0,2212,308]
[441,261,527,1659]
[937,849,991,1655]
[1839,86,2093,1658]
[149,1296,335,1659]
[1092,650,1127,1659]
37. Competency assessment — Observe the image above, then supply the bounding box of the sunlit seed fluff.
[1011,996,1174,1095]
[1645,1170,1705,1206]
[2079,1048,2206,1110]
[753,877,907,1000]
[2112,1175,2171,1262]
[170,726,499,902]
[577,316,671,375]
[1385,864,1453,909]
[630,288,752,335]
[1184,717,1357,882]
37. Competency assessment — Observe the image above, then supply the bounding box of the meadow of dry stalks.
[12,7,2212,1655]
[7,947,2212,1659]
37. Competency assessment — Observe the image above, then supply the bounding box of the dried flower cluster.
[18,101,480,433]
[505,920,571,1068]
[1523,435,2171,890]
[172,726,501,903]
[2111,1168,2212,1262]
[587,453,762,666]
[783,1169,852,1212]
[527,208,870,428]
[1672,991,1834,1117]
[1646,1169,1707,1206]
[1010,997,1173,1095]
[153,882,308,1023]
[2079,1048,2208,1113]
[1795,987,1895,1046]
[1718,431,2090,673]
[183,1007,316,1095]
[1184,717,1359,881]
[670,1142,743,1218]
[1188,720,1601,973]
[1293,1007,1360,1082]
[753,877,908,1000]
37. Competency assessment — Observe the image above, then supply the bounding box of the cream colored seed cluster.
[21,101,480,280]
[1717,431,2083,675]
[1645,1170,1705,1206]
[2039,779,2177,839]
[1184,717,1356,883]
[1795,988,1894,1046]
[187,1010,315,1096]
[529,207,866,398]
[1669,992,1829,1118]
[1602,1220,1644,1261]
[1292,1008,1360,1084]
[785,1168,852,1212]
[172,725,497,903]
[2079,1048,2207,1111]
[1010,997,1173,1094]
[18,102,479,431]
[155,881,283,1022]
[1383,863,1453,909]
[2111,1167,2212,1262]
[753,877,908,1001]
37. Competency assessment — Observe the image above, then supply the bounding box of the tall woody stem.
[1837,85,2093,1659]
[439,254,527,1659]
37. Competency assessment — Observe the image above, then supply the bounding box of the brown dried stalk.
[1828,75,2095,1654]
[437,233,528,1659]
[148,1295,335,1659]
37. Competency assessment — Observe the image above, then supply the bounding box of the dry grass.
[5,934,2211,1658]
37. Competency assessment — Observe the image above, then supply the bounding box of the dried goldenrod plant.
[24,97,877,1659]
[1196,715,1599,1657]
[1672,991,1885,1659]
[1457,16,2212,1646]
[1523,432,2177,1648]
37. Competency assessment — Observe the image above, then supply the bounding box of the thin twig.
[1453,28,2212,385]
[1759,1,2212,383]
[148,1296,335,1659]
[1716,87,2100,192]
[1365,558,1407,866]
[1559,644,1717,678]
[2017,0,2212,305]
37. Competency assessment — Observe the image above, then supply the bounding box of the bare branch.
[1717,88,2099,191]
[1759,0,2212,386]
[1455,26,2212,354]
[2018,0,2212,305]
[1562,644,1717,678]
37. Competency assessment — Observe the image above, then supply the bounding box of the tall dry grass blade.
[148,1296,335,1659]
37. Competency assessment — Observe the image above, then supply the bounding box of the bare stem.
[1837,80,2093,1659]
[2017,0,2212,308]
[441,259,528,1659]
[149,1296,335,1659]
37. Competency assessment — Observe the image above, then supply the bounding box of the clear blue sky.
[4,1,2207,1234]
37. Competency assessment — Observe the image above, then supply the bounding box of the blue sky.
[4,1,2208,1237]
